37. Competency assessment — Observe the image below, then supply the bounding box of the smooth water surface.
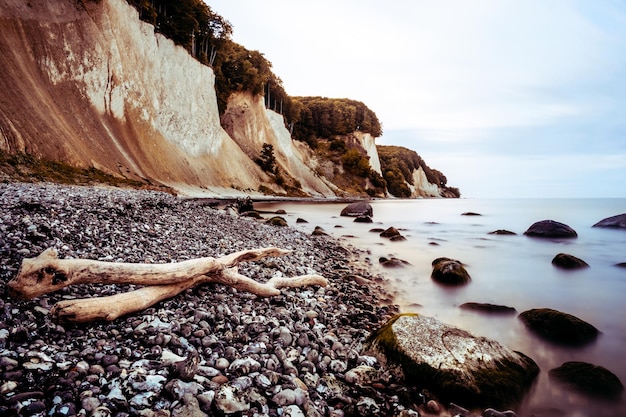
[256,198,626,416]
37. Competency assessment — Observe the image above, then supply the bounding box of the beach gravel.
[0,182,407,416]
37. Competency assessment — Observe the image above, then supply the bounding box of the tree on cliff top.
[378,145,460,198]
[289,97,382,148]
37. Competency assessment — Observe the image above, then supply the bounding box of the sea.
[254,198,626,417]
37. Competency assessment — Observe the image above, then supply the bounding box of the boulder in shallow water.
[379,257,410,268]
[340,202,373,217]
[380,227,401,239]
[488,229,517,235]
[363,313,539,409]
[549,361,624,399]
[592,213,626,229]
[523,220,577,238]
[266,216,288,227]
[354,215,373,223]
[518,308,599,346]
[431,257,471,285]
[551,253,589,270]
[459,302,516,314]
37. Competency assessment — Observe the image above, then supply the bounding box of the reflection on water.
[256,198,626,416]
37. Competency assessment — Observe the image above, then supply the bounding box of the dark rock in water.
[523,220,577,238]
[551,253,589,270]
[428,241,440,246]
[461,212,481,216]
[354,216,373,223]
[488,229,517,235]
[275,209,287,214]
[311,226,328,236]
[363,314,539,409]
[431,257,471,285]
[240,210,263,219]
[340,202,373,217]
[296,218,308,223]
[549,361,624,399]
[592,213,626,229]
[518,308,599,346]
[460,302,516,314]
[266,216,287,227]
[369,228,385,233]
[390,235,407,242]
[615,262,626,268]
[380,227,401,239]
[379,257,411,268]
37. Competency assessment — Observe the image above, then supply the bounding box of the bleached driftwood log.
[8,248,327,323]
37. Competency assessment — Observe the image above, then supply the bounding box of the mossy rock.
[266,216,287,227]
[551,253,589,270]
[431,257,471,285]
[363,313,539,409]
[518,308,599,346]
[549,361,624,399]
[240,210,263,219]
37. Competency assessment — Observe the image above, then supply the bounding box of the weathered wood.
[9,247,292,299]
[9,248,328,323]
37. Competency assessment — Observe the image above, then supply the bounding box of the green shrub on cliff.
[378,145,460,198]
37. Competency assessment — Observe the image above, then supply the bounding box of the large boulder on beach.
[431,257,471,285]
[340,202,373,217]
[523,220,577,238]
[549,361,624,399]
[518,308,599,346]
[363,313,539,409]
[551,253,589,270]
[592,213,626,229]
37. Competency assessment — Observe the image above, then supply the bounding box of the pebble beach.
[0,182,417,417]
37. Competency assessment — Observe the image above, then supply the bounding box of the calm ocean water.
[255,198,626,416]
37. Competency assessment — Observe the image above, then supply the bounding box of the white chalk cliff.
[0,0,373,197]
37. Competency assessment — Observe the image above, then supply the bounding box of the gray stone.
[593,213,626,229]
[551,253,589,270]
[340,202,373,217]
[214,384,250,414]
[431,257,471,285]
[524,220,577,238]
[364,313,539,409]
[548,361,624,399]
[518,308,599,346]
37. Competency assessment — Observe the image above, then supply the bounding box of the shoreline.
[0,182,534,417]
[0,182,415,416]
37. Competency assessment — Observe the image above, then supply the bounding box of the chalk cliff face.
[409,167,442,198]
[0,0,348,196]
[0,0,451,198]
[0,0,275,194]
[220,92,338,197]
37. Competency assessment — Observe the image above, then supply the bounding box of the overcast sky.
[208,1,626,198]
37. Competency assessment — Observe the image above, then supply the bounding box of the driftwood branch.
[9,248,328,323]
